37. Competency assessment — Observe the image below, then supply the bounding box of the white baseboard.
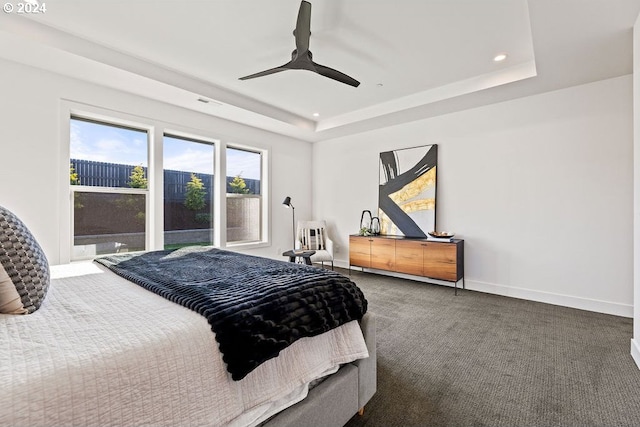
[336,260,632,318]
[333,260,351,269]
[631,339,640,369]
[466,279,632,318]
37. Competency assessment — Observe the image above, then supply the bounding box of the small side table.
[283,250,316,266]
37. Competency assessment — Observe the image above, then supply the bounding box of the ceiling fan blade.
[238,1,360,88]
[294,1,312,54]
[313,62,360,87]
[239,64,291,80]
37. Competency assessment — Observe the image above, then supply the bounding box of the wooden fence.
[70,159,260,201]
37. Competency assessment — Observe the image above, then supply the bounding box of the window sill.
[225,241,270,251]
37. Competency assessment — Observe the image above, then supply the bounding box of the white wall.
[0,56,633,318]
[631,14,640,367]
[313,75,633,317]
[0,58,313,265]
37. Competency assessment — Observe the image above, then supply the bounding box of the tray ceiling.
[0,0,637,141]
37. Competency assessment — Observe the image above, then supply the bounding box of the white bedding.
[0,262,369,427]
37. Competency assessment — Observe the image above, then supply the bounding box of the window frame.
[162,132,217,250]
[61,103,270,262]
[225,143,268,248]
[69,115,151,261]
[70,185,149,260]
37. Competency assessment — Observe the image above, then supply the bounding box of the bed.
[0,218,376,427]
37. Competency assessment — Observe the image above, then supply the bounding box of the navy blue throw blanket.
[95,247,367,380]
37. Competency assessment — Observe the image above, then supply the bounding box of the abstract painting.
[378,144,437,237]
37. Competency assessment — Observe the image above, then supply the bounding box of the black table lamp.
[282,196,295,250]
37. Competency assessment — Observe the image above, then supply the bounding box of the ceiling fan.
[239,1,360,88]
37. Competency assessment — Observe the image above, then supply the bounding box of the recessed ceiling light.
[494,53,508,62]
[197,97,222,106]
[313,113,320,117]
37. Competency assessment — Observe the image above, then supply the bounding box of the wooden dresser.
[349,234,465,294]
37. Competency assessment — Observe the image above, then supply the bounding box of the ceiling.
[0,0,638,142]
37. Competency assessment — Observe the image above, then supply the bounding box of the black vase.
[371,217,380,235]
[360,210,372,233]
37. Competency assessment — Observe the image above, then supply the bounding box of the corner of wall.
[632,338,640,368]
[632,11,640,369]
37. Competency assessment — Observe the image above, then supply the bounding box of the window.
[67,112,269,260]
[70,117,148,258]
[163,135,215,249]
[226,147,262,244]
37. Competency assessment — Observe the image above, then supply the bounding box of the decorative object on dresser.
[358,211,381,236]
[378,144,437,237]
[359,210,373,236]
[427,230,455,242]
[349,234,465,295]
[370,216,381,235]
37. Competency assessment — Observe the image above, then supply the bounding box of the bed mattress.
[0,262,369,427]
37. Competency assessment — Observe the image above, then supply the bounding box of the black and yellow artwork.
[378,145,437,237]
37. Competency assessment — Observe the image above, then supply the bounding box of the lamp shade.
[282,196,295,250]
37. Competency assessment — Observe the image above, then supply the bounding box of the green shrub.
[185,173,206,211]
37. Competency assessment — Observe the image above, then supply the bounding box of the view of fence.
[71,159,262,252]
[70,159,261,196]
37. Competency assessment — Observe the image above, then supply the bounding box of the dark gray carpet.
[343,269,640,427]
